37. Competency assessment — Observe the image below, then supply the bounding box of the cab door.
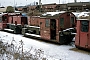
[80,20,89,48]
[50,19,56,40]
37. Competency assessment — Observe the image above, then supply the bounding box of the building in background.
[16,2,90,13]
[67,2,90,12]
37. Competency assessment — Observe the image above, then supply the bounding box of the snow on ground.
[0,31,90,60]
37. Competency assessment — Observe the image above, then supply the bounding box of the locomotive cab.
[75,13,90,50]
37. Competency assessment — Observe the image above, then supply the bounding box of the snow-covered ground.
[0,31,90,60]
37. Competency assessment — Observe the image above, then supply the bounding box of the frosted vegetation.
[0,35,49,60]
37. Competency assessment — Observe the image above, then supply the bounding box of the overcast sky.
[0,0,90,7]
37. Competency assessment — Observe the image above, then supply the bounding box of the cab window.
[81,20,89,32]
[2,16,7,21]
[0,17,2,22]
[45,19,49,27]
[60,18,64,28]
[71,17,74,24]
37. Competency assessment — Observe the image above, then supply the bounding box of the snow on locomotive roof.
[72,12,81,17]
[72,12,90,18]
[42,11,66,16]
[78,12,90,17]
[74,12,90,20]
[8,13,21,15]
[0,13,7,16]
